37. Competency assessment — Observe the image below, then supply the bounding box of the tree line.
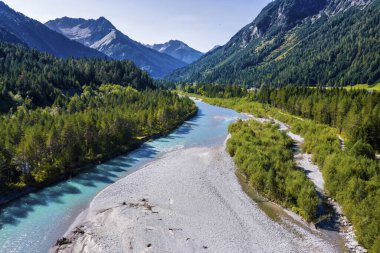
[181,83,247,98]
[0,43,153,113]
[183,84,380,152]
[0,85,196,194]
[254,86,380,151]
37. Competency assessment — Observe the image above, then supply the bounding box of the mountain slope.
[168,0,379,86]
[148,40,203,64]
[46,17,187,78]
[0,27,26,46]
[0,1,105,58]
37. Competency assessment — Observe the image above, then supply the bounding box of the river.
[0,101,244,253]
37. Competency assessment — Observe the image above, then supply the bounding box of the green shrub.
[227,120,319,221]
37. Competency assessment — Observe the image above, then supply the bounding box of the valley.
[0,0,379,252]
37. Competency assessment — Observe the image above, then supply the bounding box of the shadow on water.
[0,184,82,229]
[191,107,206,120]
[168,109,204,137]
[292,145,341,234]
[0,110,200,232]
[314,194,341,232]
[0,148,152,230]
[131,144,159,159]
[150,109,203,144]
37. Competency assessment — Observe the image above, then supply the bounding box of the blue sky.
[2,0,270,52]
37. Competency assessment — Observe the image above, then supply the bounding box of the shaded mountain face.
[0,26,26,46]
[46,17,187,78]
[148,40,203,64]
[168,0,378,86]
[0,1,106,58]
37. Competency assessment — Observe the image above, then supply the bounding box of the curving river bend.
[0,101,244,253]
[1,101,348,253]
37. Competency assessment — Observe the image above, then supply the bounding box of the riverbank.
[0,108,197,207]
[53,141,338,253]
[187,94,378,251]
[278,121,366,253]
[242,112,366,253]
[0,101,244,253]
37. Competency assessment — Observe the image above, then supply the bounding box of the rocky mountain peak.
[46,17,187,78]
[254,0,327,37]
[148,40,203,64]
[0,1,105,58]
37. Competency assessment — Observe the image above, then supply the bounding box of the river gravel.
[52,144,337,253]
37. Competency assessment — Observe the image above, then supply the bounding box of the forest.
[0,84,196,194]
[182,84,380,252]
[183,84,380,151]
[254,86,380,151]
[227,120,319,221]
[0,43,153,113]
[0,43,199,195]
[181,83,247,98]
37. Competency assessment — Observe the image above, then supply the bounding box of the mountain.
[208,45,221,53]
[148,40,203,64]
[46,17,187,78]
[0,1,105,58]
[168,0,379,86]
[0,27,26,46]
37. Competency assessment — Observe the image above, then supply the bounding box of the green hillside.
[168,0,379,87]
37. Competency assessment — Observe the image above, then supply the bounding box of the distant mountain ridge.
[46,17,187,78]
[0,1,106,58]
[45,17,116,47]
[168,0,379,86]
[148,40,203,64]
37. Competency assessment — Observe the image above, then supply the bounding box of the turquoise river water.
[0,101,244,253]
